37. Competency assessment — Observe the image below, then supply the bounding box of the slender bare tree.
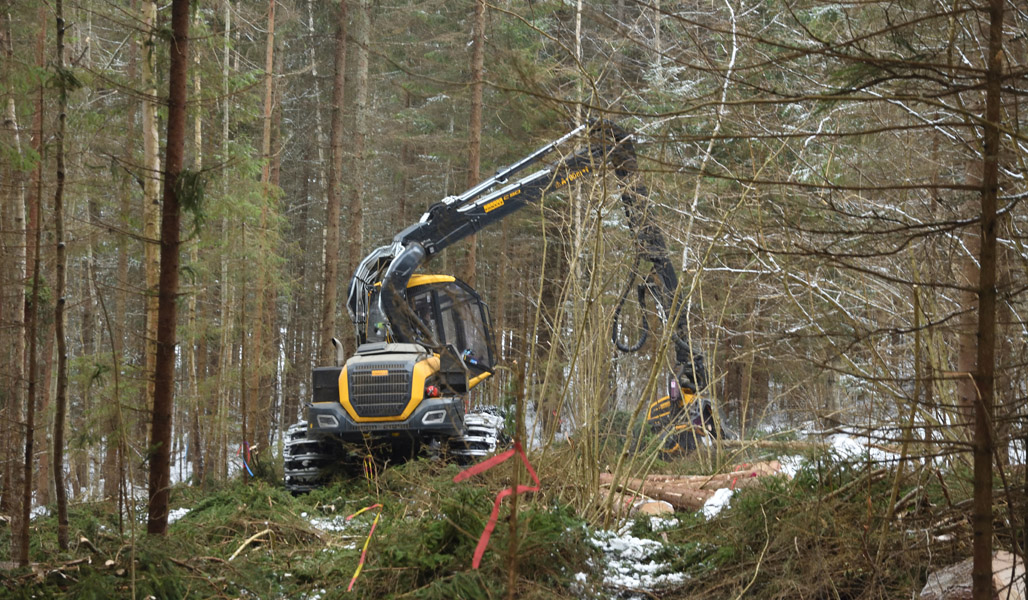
[52,0,70,550]
[971,0,1005,593]
[459,0,485,288]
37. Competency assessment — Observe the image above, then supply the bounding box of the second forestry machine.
[284,121,715,492]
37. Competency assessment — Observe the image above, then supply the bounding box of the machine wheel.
[283,422,337,494]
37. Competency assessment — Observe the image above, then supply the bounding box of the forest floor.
[0,425,1005,599]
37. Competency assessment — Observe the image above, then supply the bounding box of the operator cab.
[364,274,496,376]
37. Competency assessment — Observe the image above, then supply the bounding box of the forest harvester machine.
[284,121,716,492]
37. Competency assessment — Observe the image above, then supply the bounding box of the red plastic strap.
[452,441,540,569]
[453,446,516,483]
[730,476,738,490]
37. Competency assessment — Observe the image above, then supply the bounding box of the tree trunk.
[249,0,276,452]
[215,0,233,481]
[971,0,1004,593]
[34,315,54,509]
[459,0,485,288]
[142,0,162,431]
[15,8,46,565]
[186,16,204,483]
[0,7,26,538]
[52,0,70,550]
[104,163,131,500]
[261,29,284,450]
[319,0,348,365]
[147,0,191,536]
[345,0,370,353]
[20,144,43,568]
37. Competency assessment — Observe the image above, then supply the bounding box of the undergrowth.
[1,444,1003,600]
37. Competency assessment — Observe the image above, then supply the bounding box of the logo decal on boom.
[484,188,521,213]
[554,166,590,189]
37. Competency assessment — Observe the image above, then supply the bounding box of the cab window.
[407,280,494,369]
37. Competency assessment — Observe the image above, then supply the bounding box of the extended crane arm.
[345,121,707,393]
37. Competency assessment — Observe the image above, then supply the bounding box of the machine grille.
[348,362,413,418]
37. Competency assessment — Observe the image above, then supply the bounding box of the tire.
[283,422,336,493]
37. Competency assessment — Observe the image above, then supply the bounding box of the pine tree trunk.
[147,0,191,536]
[346,0,370,348]
[319,0,348,364]
[459,0,485,288]
[261,31,284,450]
[250,0,276,451]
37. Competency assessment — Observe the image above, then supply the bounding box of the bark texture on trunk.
[142,0,161,424]
[52,0,70,550]
[148,0,191,536]
[0,8,27,542]
[16,8,47,566]
[459,0,485,289]
[319,0,348,365]
[345,0,369,356]
[971,0,1004,593]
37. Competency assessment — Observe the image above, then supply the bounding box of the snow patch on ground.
[780,455,805,478]
[304,511,350,533]
[167,507,190,524]
[586,526,687,593]
[701,488,735,520]
[649,516,679,531]
[827,433,898,464]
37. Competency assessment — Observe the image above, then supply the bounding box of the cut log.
[599,461,786,512]
[919,551,1025,600]
[601,474,716,511]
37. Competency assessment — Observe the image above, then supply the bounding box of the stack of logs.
[602,460,785,514]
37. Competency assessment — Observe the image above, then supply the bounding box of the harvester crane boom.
[347,121,706,394]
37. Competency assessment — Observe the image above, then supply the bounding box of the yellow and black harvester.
[284,122,715,492]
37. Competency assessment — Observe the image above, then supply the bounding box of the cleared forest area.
[1,0,1026,597]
